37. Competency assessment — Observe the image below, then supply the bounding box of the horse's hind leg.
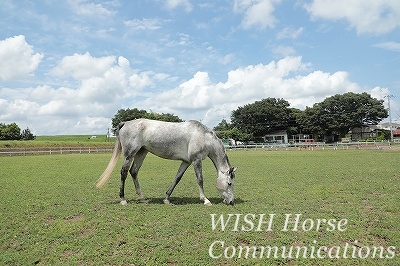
[120,155,134,206]
[129,148,148,201]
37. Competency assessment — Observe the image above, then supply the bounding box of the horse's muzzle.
[225,200,234,206]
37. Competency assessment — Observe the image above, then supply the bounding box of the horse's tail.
[96,123,124,188]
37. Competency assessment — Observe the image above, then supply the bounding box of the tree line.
[0,123,35,140]
[112,92,389,142]
[216,92,388,142]
[111,108,183,128]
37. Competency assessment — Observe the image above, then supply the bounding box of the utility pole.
[384,95,394,142]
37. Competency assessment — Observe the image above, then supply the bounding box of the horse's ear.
[229,167,237,177]
[230,167,237,173]
[222,168,237,176]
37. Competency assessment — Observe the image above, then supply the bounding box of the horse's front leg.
[192,159,212,206]
[164,161,190,204]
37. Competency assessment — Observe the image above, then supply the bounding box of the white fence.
[0,141,397,157]
[226,141,398,151]
[0,146,114,157]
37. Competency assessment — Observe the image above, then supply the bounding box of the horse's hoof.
[137,197,146,203]
[121,200,128,206]
[204,199,212,206]
[163,199,170,204]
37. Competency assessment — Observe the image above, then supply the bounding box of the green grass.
[0,150,399,265]
[0,135,114,148]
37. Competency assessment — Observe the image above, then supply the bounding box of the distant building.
[290,133,314,143]
[350,122,400,141]
[380,122,400,130]
[350,125,384,141]
[393,129,400,142]
[263,130,288,144]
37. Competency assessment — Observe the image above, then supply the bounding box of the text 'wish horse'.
[96,119,236,206]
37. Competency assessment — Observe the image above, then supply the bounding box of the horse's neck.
[208,139,230,172]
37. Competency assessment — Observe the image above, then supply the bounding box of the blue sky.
[0,0,399,135]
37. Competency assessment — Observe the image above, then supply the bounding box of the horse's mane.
[188,120,222,142]
[187,121,228,164]
[187,120,216,134]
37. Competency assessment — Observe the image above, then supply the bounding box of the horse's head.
[216,167,236,205]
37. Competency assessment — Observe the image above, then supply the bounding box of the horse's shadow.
[110,197,245,205]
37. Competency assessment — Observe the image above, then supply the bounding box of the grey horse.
[96,119,236,206]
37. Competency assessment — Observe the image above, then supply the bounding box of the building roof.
[380,122,400,130]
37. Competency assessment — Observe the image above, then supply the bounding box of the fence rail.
[1,141,398,157]
[0,146,114,157]
[226,141,398,151]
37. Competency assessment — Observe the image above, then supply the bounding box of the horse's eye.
[228,182,232,186]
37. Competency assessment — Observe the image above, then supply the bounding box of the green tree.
[0,122,21,140]
[213,119,231,131]
[111,108,147,128]
[214,119,254,142]
[215,127,253,142]
[146,112,182,123]
[21,127,35,140]
[296,106,324,140]
[298,92,388,139]
[231,98,294,136]
[111,108,183,129]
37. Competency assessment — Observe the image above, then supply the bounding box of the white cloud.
[218,53,235,65]
[165,0,193,12]
[373,41,400,52]
[68,0,116,16]
[369,86,391,101]
[273,45,296,57]
[118,56,131,74]
[50,52,116,80]
[233,0,281,29]
[0,99,40,122]
[129,72,154,89]
[162,33,193,47]
[124,18,168,30]
[74,116,112,134]
[305,0,400,35]
[277,27,304,39]
[0,35,43,81]
[0,52,173,134]
[38,100,78,116]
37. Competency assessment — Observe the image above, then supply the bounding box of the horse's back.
[118,119,211,161]
[120,119,207,137]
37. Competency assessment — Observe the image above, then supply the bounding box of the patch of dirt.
[78,228,94,237]
[362,199,373,211]
[65,213,84,222]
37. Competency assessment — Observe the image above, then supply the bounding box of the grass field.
[0,135,113,148]
[1,149,399,265]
